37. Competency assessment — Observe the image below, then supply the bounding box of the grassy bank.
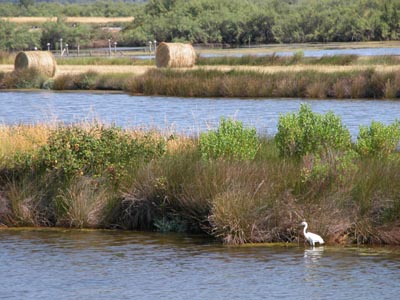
[1,67,399,99]
[127,68,400,99]
[1,109,400,245]
[55,54,400,67]
[3,49,400,67]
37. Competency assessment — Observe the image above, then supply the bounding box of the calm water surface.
[202,47,400,58]
[140,47,400,59]
[1,91,400,137]
[1,230,399,300]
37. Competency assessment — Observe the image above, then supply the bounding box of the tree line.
[0,0,398,51]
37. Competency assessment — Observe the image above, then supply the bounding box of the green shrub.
[199,118,260,160]
[36,124,166,178]
[356,120,400,156]
[275,104,352,158]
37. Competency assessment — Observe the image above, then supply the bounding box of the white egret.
[301,221,325,246]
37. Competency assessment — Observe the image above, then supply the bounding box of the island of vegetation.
[1,106,400,245]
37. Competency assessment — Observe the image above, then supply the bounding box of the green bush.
[199,117,260,160]
[36,124,166,178]
[356,120,400,156]
[275,104,352,158]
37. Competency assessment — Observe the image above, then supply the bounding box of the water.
[88,47,400,60]
[0,229,399,300]
[1,91,400,137]
[200,47,400,58]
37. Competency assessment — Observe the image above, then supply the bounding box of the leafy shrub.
[275,104,352,158]
[36,124,166,178]
[199,118,260,160]
[356,120,400,156]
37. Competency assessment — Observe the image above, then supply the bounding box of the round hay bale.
[156,42,196,68]
[14,51,57,77]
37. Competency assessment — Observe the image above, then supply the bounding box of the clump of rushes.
[55,176,111,228]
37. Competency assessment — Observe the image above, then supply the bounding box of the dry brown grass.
[56,176,109,228]
[0,124,51,165]
[1,17,134,24]
[53,65,154,77]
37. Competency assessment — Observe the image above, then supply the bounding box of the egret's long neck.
[303,223,308,236]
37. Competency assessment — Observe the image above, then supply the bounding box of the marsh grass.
[51,54,400,67]
[127,68,400,99]
[0,67,48,89]
[53,71,128,90]
[2,120,400,244]
[2,64,399,99]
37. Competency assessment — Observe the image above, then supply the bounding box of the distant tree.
[0,20,40,51]
[19,0,35,10]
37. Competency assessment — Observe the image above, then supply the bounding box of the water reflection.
[304,246,325,262]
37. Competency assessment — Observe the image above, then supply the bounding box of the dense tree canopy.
[0,0,398,50]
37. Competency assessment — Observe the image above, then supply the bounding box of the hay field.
[1,17,134,24]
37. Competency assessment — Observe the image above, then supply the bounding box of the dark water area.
[1,91,400,138]
[1,229,399,300]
